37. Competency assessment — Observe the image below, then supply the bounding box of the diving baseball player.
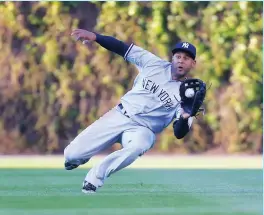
[64,29,206,193]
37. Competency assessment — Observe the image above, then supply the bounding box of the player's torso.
[121,63,182,133]
[131,72,180,112]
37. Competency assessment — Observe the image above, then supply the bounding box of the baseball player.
[64,29,206,193]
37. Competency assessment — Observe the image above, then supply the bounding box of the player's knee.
[64,143,79,162]
[132,130,155,156]
[130,144,152,157]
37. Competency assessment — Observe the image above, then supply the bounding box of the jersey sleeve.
[124,44,164,69]
[95,33,129,57]
[173,108,194,139]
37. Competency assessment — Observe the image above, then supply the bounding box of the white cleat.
[82,180,97,194]
[82,189,96,194]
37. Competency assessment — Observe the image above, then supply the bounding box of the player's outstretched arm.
[71,29,130,57]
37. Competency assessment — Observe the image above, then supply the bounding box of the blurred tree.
[0,2,262,154]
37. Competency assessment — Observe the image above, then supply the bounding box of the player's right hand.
[71,29,96,44]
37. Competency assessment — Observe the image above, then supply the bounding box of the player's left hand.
[179,78,206,117]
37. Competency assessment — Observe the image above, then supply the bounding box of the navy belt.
[118,103,130,118]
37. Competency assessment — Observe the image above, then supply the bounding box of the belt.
[118,103,130,118]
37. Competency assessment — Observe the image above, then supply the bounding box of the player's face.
[172,52,196,78]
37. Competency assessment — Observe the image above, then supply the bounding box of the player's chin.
[176,69,188,77]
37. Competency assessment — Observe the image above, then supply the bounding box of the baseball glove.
[179,78,206,117]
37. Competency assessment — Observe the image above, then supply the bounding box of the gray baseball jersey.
[120,44,193,133]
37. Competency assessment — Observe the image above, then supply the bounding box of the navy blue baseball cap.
[172,42,196,60]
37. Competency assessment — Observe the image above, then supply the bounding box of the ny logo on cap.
[182,42,189,48]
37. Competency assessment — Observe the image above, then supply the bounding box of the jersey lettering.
[160,93,169,101]
[158,88,166,97]
[150,82,159,93]
[143,78,174,110]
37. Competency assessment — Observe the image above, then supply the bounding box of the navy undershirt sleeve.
[173,116,190,139]
[95,33,130,57]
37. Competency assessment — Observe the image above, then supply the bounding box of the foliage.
[0,2,262,154]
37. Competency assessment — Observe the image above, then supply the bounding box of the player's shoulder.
[129,44,169,61]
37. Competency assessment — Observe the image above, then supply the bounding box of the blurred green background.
[0,1,262,155]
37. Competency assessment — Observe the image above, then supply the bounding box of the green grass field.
[0,168,262,215]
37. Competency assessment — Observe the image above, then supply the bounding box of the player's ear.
[191,59,196,68]
[172,54,175,61]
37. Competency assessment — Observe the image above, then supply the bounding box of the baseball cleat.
[64,161,79,170]
[64,159,89,170]
[82,181,96,194]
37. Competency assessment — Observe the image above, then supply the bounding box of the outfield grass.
[0,169,262,215]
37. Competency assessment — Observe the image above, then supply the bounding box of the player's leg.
[63,108,131,170]
[82,126,156,193]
